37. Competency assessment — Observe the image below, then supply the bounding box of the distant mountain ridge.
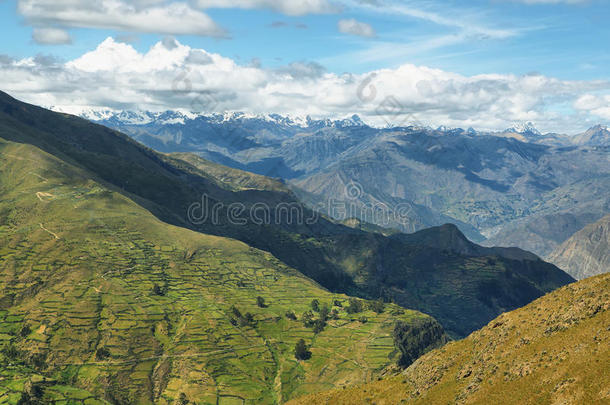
[70,107,608,144]
[548,214,610,280]
[76,108,610,260]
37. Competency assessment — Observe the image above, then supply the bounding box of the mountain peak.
[586,124,609,132]
[505,122,541,136]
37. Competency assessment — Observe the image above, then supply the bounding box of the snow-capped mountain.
[504,122,542,136]
[70,108,370,130]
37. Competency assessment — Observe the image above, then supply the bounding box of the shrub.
[310,299,320,312]
[256,296,267,308]
[294,339,311,360]
[333,300,343,307]
[359,316,368,323]
[330,309,340,320]
[285,311,297,320]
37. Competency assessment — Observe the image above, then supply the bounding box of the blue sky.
[1,0,609,132]
[2,0,609,78]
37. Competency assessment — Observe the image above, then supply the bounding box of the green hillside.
[289,273,610,405]
[0,137,447,404]
[0,90,574,339]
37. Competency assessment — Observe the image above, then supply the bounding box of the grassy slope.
[0,138,444,404]
[289,273,610,405]
[0,90,574,339]
[169,152,290,193]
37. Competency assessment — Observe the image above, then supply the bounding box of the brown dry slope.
[548,214,610,280]
[289,273,610,405]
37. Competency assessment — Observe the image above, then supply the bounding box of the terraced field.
[0,138,444,403]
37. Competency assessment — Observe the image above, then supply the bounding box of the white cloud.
[17,0,225,37]
[195,0,339,15]
[32,27,72,44]
[2,37,609,133]
[574,94,610,120]
[338,18,376,38]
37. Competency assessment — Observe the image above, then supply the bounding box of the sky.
[0,0,609,133]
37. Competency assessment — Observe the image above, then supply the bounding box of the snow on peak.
[506,122,541,136]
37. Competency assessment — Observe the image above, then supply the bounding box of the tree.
[152,284,166,296]
[302,310,315,327]
[19,325,31,338]
[231,305,242,319]
[346,298,364,314]
[177,392,189,405]
[319,304,330,321]
[368,299,385,314]
[310,299,320,312]
[256,296,267,308]
[333,300,343,307]
[285,311,297,320]
[312,319,327,334]
[294,339,311,360]
[239,312,255,327]
[95,346,111,360]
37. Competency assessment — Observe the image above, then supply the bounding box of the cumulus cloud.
[195,0,339,15]
[574,94,610,120]
[32,27,72,44]
[18,0,225,37]
[2,37,609,133]
[338,18,376,38]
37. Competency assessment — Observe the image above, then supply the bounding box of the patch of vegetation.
[294,339,311,361]
[256,296,267,308]
[346,298,364,314]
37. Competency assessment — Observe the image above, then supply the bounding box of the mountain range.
[0,90,580,403]
[79,109,609,266]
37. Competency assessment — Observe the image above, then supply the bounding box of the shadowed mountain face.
[0,90,574,339]
[548,214,610,280]
[86,109,610,258]
[289,273,610,405]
